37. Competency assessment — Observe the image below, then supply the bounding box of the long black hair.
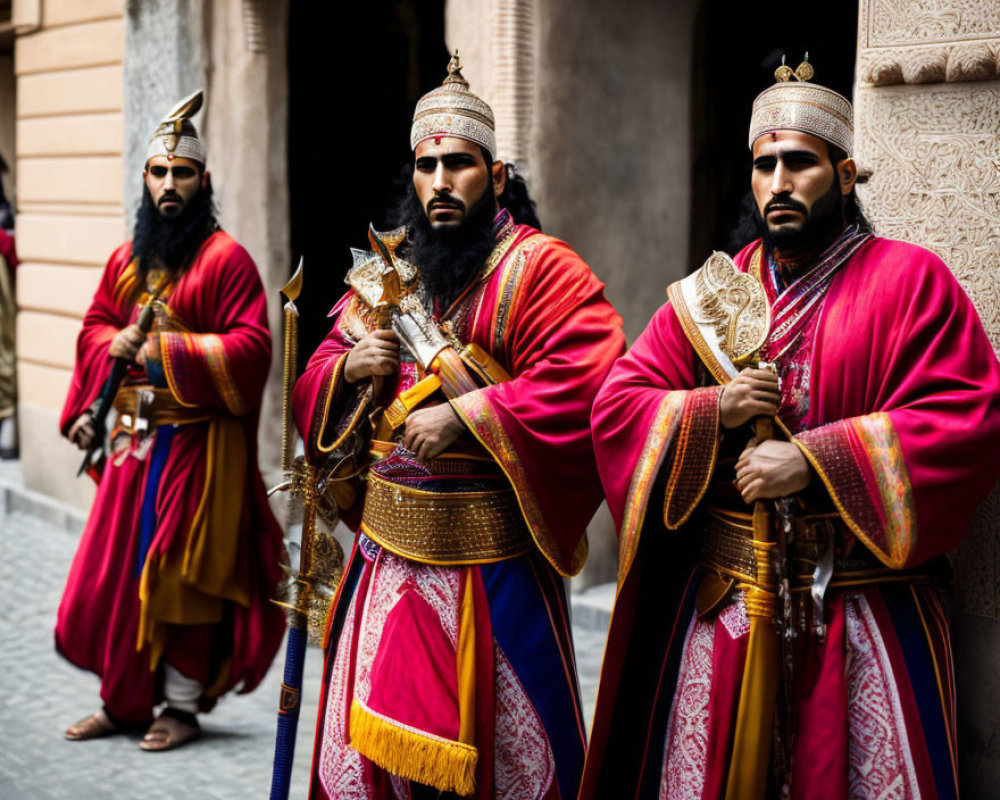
[481,149,542,230]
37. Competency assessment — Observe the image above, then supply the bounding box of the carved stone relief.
[856,80,1000,618]
[858,0,1000,85]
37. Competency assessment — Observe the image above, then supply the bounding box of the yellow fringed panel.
[349,698,478,796]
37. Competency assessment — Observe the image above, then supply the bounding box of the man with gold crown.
[57,90,286,751]
[582,59,1000,798]
[294,54,624,799]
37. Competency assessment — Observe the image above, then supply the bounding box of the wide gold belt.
[361,472,532,565]
[701,507,925,593]
[113,385,214,433]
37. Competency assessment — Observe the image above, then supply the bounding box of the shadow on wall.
[287,1,448,369]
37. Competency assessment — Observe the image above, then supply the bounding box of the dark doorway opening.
[688,1,858,265]
[287,1,448,367]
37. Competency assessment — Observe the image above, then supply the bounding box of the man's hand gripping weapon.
[76,281,166,478]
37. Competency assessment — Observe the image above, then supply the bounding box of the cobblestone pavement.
[0,506,606,799]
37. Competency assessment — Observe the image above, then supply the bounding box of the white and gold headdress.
[145,89,207,165]
[748,57,853,155]
[410,53,496,159]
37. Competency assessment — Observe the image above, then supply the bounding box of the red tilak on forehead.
[167,153,175,160]
[434,136,442,145]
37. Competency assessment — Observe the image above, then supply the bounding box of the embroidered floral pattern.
[844,595,920,799]
[494,646,556,799]
[319,587,371,798]
[852,414,915,566]
[660,612,714,800]
[719,592,751,640]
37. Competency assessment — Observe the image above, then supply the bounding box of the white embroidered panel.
[494,645,556,799]
[845,595,921,799]
[318,585,371,799]
[660,611,714,800]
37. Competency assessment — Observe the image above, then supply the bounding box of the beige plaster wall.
[853,0,1000,790]
[14,0,126,510]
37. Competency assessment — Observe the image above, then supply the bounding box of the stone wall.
[445,0,699,586]
[14,0,125,510]
[853,0,1000,791]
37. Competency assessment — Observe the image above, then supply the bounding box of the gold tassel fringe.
[349,698,478,796]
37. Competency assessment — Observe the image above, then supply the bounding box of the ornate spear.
[269,259,310,800]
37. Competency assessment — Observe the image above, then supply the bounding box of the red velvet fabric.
[294,225,625,576]
[0,228,18,273]
[583,236,1000,797]
[55,232,285,723]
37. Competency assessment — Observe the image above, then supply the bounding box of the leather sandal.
[65,708,118,741]
[139,709,201,752]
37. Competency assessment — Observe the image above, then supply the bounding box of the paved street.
[0,497,606,799]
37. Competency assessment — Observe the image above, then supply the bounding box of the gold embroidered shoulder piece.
[667,248,770,383]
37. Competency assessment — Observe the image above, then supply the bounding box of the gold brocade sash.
[132,393,250,681]
[361,471,531,566]
[113,385,213,430]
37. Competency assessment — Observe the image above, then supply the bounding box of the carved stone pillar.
[489,0,534,168]
[124,0,207,222]
[854,1,1000,790]
[446,0,536,170]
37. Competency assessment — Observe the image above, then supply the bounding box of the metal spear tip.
[281,256,304,304]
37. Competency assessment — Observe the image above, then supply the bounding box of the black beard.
[131,182,217,278]
[756,177,845,253]
[397,183,497,310]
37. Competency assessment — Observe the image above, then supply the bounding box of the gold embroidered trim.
[492,237,538,353]
[617,391,686,583]
[668,280,731,385]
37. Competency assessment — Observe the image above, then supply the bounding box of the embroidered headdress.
[145,89,207,165]
[410,53,496,159]
[748,56,853,155]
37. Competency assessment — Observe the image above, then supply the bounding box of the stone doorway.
[688,0,859,264]
[287,1,449,366]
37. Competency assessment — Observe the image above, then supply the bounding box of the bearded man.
[57,90,285,751]
[582,63,1000,799]
[294,55,624,799]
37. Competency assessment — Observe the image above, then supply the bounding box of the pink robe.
[295,212,625,799]
[582,236,1000,799]
[56,231,286,724]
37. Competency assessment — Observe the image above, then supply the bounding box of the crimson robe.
[0,228,16,422]
[56,231,286,724]
[295,211,625,799]
[582,236,1000,799]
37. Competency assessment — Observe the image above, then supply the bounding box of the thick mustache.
[427,195,465,212]
[765,197,807,215]
[159,192,182,205]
